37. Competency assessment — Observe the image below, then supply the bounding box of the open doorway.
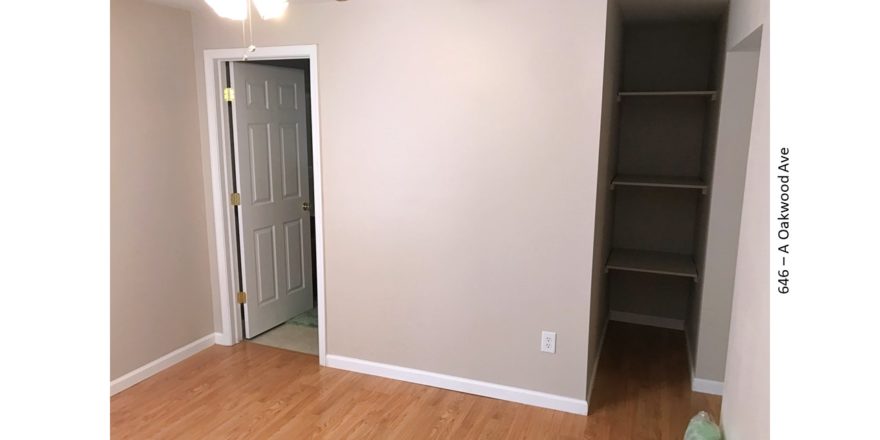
[224,58,319,356]
[203,45,326,363]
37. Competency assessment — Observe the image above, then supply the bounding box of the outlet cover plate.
[541,331,556,353]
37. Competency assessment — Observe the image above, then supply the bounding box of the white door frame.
[202,45,327,365]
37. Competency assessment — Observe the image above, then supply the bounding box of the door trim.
[202,45,327,365]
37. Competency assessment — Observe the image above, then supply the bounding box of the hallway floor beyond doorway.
[250,309,319,355]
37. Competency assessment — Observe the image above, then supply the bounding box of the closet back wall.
[609,22,719,324]
[191,0,609,399]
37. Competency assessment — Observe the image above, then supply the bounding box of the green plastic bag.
[684,411,722,440]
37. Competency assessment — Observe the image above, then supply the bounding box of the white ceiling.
[617,0,729,21]
[143,0,210,13]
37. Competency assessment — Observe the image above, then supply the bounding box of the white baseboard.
[586,318,609,403]
[691,377,724,395]
[609,310,685,330]
[214,331,235,346]
[110,333,219,396]
[683,329,724,396]
[326,355,588,415]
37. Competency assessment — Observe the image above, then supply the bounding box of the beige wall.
[726,0,765,48]
[191,0,608,399]
[587,0,621,398]
[693,14,762,382]
[687,14,726,374]
[111,0,214,380]
[720,0,769,437]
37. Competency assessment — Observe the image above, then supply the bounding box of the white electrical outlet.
[541,331,556,353]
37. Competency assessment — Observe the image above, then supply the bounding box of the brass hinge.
[223,87,235,102]
[230,192,241,206]
[236,291,247,304]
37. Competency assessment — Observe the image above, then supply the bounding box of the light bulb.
[204,0,247,20]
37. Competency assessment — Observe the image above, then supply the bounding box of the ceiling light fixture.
[204,0,288,21]
[204,0,289,59]
[204,0,247,21]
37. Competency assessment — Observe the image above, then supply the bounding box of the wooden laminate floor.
[111,322,720,439]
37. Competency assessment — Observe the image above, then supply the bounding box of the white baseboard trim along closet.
[326,355,589,415]
[691,377,724,395]
[110,333,221,396]
[684,331,725,396]
[585,319,609,402]
[609,310,685,330]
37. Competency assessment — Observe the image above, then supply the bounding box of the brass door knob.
[302,201,311,211]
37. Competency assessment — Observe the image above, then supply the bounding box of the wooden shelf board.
[617,90,717,99]
[606,249,698,280]
[611,174,708,192]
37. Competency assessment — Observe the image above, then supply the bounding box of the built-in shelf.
[605,248,699,281]
[617,90,717,101]
[610,174,708,194]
